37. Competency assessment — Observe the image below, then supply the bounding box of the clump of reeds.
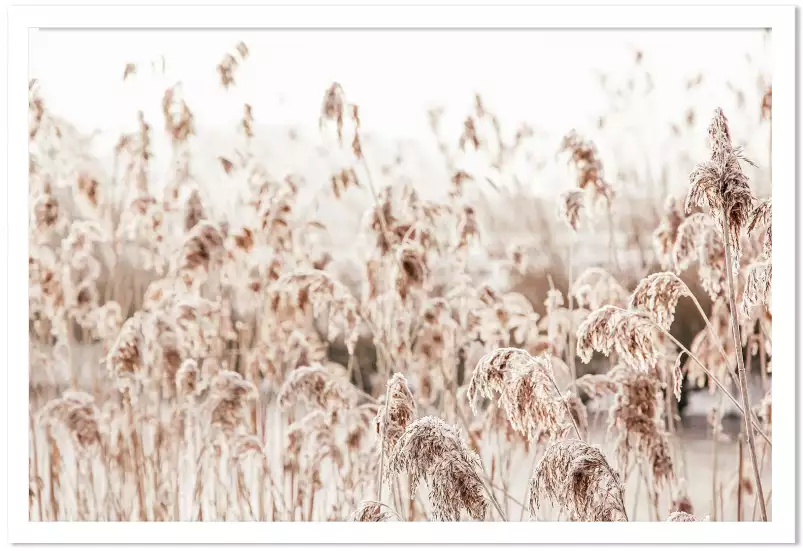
[577,365,675,491]
[270,270,363,354]
[277,364,357,413]
[27,43,773,524]
[467,348,570,441]
[576,306,661,372]
[387,416,497,521]
[528,439,627,522]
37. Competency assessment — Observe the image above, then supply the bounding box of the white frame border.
[5,3,796,545]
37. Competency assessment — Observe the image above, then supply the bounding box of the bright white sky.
[30,29,769,141]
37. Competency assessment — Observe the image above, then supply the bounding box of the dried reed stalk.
[375,373,416,503]
[687,108,766,520]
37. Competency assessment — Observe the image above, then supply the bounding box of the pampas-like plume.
[695,223,727,300]
[577,365,674,490]
[467,348,566,441]
[528,439,627,521]
[610,369,674,490]
[347,501,400,522]
[672,212,713,272]
[576,306,661,372]
[741,261,772,316]
[572,267,629,310]
[217,42,249,89]
[559,190,584,232]
[37,391,101,453]
[106,313,145,397]
[177,220,225,286]
[670,213,728,302]
[375,373,416,457]
[628,272,690,330]
[666,511,708,522]
[688,108,767,521]
[201,371,258,433]
[284,409,344,489]
[319,82,351,144]
[271,270,362,354]
[278,364,357,413]
[559,131,614,207]
[387,416,489,521]
[685,108,755,272]
[747,199,772,259]
[653,196,686,270]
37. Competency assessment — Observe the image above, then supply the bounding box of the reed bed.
[28,41,772,523]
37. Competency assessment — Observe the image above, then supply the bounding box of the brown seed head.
[686,108,755,271]
[387,416,488,521]
[528,439,627,521]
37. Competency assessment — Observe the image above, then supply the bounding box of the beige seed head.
[666,511,708,522]
[375,373,417,457]
[686,108,756,272]
[559,190,584,232]
[278,364,357,413]
[468,348,566,441]
[628,272,689,330]
[528,439,627,522]
[387,416,488,521]
[348,501,399,522]
[576,306,661,372]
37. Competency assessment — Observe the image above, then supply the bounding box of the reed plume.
[686,107,767,521]
[666,511,708,522]
[277,364,357,413]
[528,439,627,522]
[576,306,661,372]
[375,373,416,457]
[580,365,674,490]
[685,108,755,272]
[629,272,689,330]
[387,416,492,521]
[348,501,400,522]
[467,348,567,441]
